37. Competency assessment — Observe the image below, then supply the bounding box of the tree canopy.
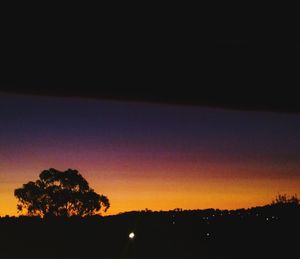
[272,194,299,205]
[14,168,110,217]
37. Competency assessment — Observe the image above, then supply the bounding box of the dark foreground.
[0,205,299,259]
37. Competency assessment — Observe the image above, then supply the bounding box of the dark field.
[0,205,299,259]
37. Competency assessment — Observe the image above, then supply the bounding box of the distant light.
[266,218,269,221]
[129,232,135,239]
[206,233,210,237]
[172,221,176,225]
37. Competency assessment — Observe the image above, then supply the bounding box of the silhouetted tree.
[14,168,110,217]
[272,193,299,205]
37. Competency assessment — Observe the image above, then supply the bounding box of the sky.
[0,93,300,216]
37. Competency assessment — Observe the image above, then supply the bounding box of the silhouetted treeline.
[0,203,299,259]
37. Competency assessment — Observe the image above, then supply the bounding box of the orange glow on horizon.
[1,170,300,217]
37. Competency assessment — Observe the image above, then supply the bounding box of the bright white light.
[129,232,135,239]
[206,233,210,237]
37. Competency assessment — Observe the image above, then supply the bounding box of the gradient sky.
[1,93,300,216]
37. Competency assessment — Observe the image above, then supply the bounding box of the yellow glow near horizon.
[2,174,300,217]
